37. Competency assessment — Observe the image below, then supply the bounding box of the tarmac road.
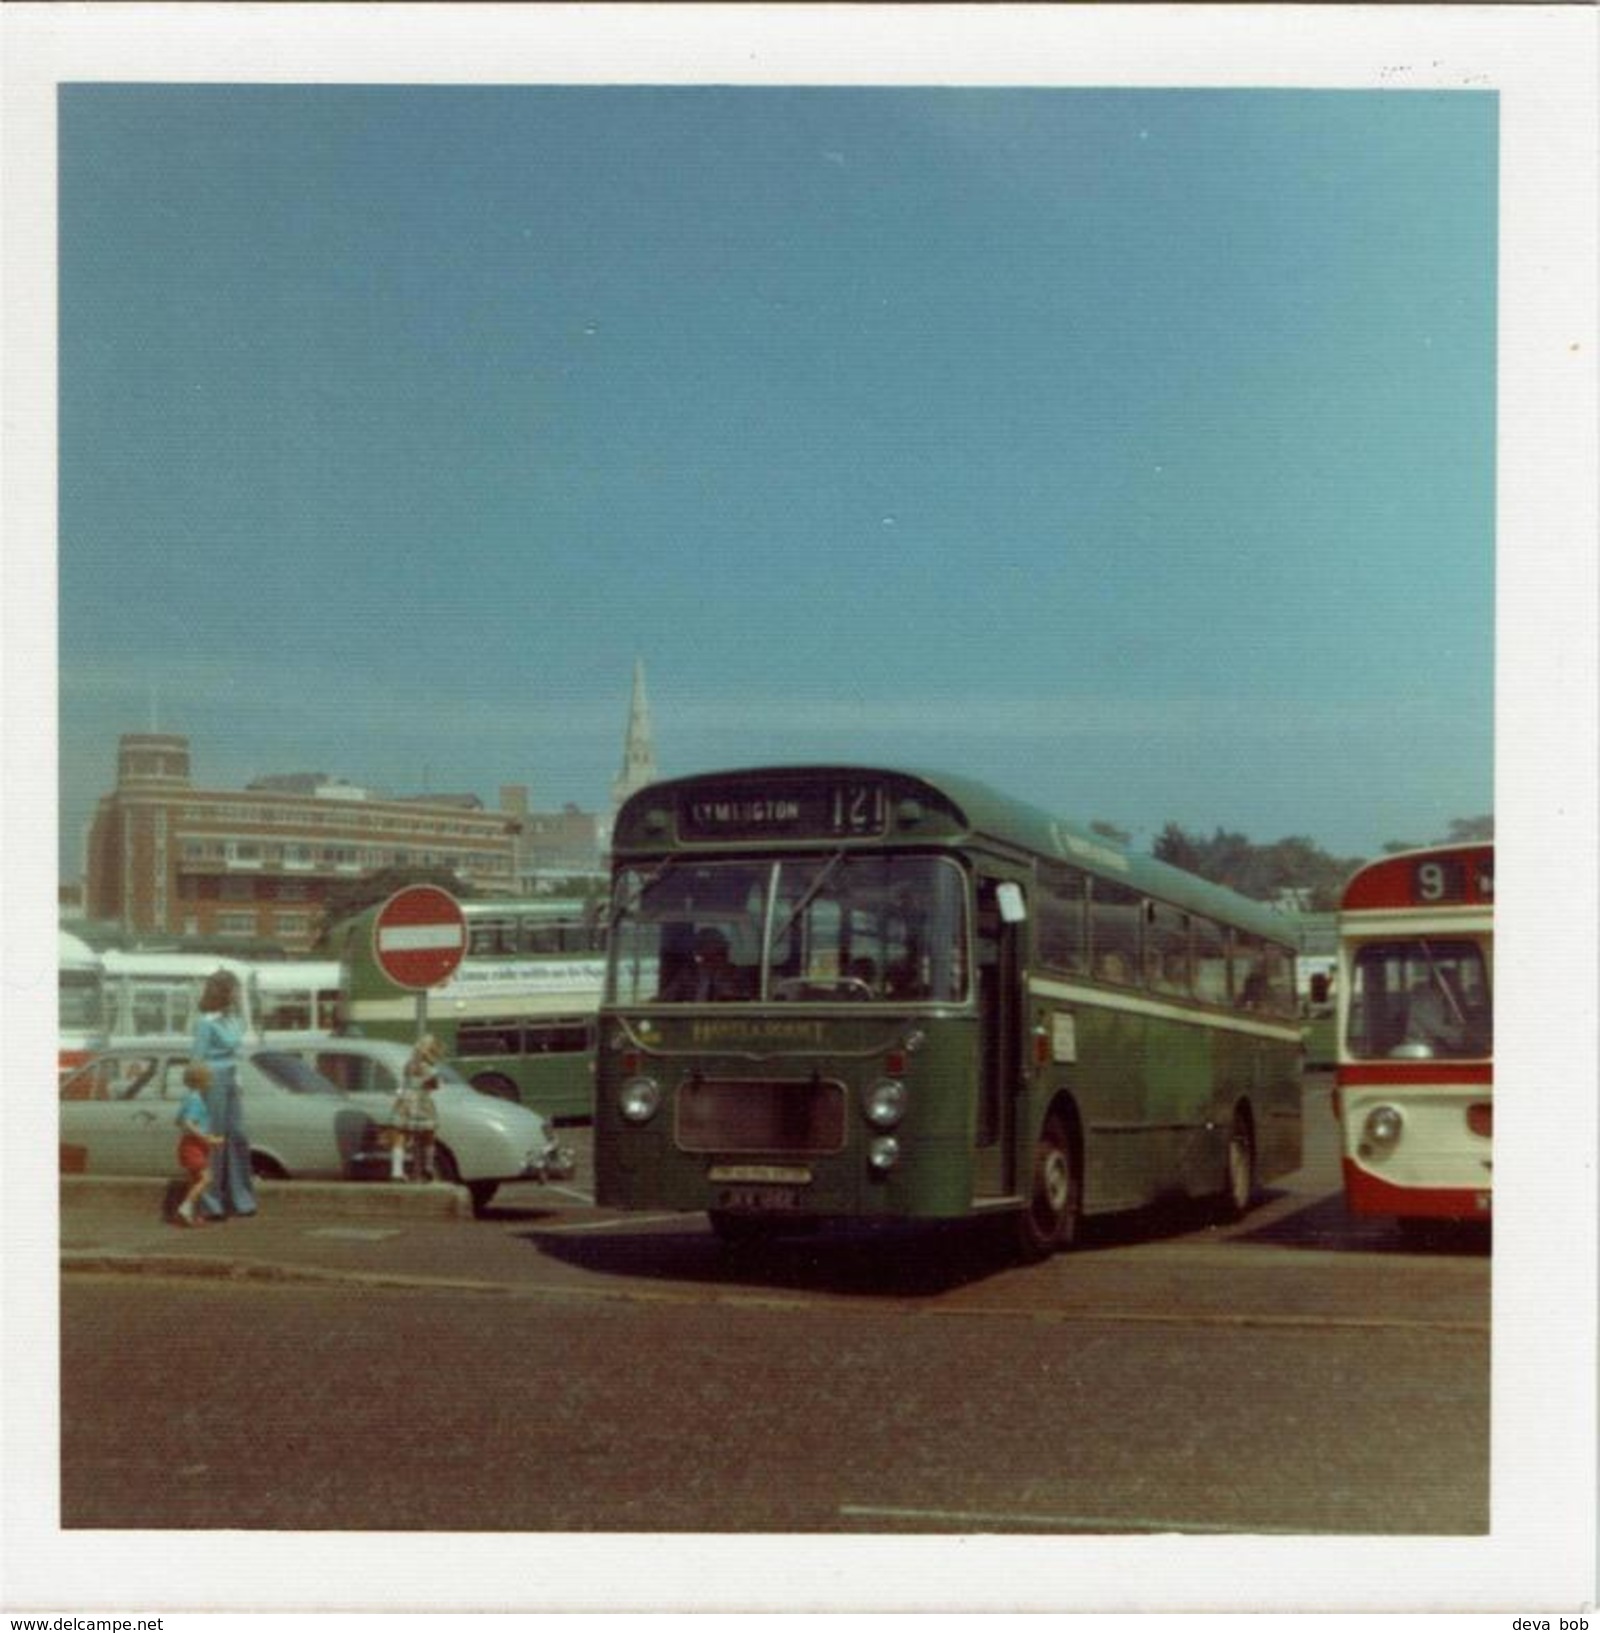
[56,1079,1490,1538]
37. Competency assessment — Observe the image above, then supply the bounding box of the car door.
[237,1055,366,1179]
[59,1054,181,1176]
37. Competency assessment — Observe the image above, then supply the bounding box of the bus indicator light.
[868,1136,901,1173]
[863,1079,908,1129]
[1467,1103,1492,1138]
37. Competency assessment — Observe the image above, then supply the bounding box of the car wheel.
[250,1153,288,1181]
[467,1181,499,1216]
[1016,1112,1080,1262]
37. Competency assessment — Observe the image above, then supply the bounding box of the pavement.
[58,1171,1494,1337]
[58,1168,610,1294]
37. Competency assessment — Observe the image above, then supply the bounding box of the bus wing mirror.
[996,883,1028,924]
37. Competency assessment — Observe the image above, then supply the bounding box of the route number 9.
[1413,859,1466,904]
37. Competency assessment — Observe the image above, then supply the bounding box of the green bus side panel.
[1042,1007,1303,1215]
[347,1010,596,1121]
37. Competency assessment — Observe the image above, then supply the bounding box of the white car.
[276,1037,575,1213]
[61,1046,388,1182]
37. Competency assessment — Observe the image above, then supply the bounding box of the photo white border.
[4,3,1595,1615]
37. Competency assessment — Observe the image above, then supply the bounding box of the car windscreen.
[251,1051,345,1095]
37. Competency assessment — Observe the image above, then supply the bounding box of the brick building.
[82,734,601,952]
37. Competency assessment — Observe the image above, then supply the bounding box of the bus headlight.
[863,1079,908,1130]
[1362,1105,1404,1154]
[868,1135,901,1173]
[619,1077,662,1124]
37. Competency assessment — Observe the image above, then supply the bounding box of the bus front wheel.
[1017,1112,1080,1262]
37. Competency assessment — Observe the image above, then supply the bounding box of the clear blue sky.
[58,85,1496,877]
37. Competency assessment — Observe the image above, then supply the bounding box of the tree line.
[1145,815,1493,912]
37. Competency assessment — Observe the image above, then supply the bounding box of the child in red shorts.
[175,1062,222,1226]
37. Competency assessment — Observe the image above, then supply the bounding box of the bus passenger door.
[972,877,1025,1200]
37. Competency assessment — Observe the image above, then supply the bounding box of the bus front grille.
[675,1076,847,1155]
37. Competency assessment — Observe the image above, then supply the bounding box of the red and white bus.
[1333,844,1493,1228]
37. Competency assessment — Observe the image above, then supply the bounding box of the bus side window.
[1144,901,1190,997]
[1037,864,1089,975]
[1193,917,1229,1006]
[1090,879,1140,985]
[1263,945,1296,1016]
[472,919,515,956]
[1231,933,1268,1009]
[520,922,563,955]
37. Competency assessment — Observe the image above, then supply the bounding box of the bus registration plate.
[710,1164,811,1214]
[717,1185,801,1214]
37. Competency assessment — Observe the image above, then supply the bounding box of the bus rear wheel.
[1017,1112,1080,1262]
[1217,1108,1256,1221]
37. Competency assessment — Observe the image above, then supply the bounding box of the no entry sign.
[372,885,468,991]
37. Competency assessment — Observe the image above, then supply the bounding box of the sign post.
[371,885,469,1040]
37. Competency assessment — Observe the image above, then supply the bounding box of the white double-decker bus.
[254,960,344,1041]
[100,949,262,1051]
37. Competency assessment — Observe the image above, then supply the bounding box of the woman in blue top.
[192,969,256,1219]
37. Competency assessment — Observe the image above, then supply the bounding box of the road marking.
[303,1227,403,1242]
[537,1212,684,1234]
[838,1504,1333,1535]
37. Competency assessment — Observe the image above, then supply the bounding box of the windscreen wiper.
[766,850,848,958]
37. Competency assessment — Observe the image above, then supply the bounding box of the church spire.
[611,658,659,812]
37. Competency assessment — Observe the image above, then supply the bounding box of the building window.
[217,913,258,937]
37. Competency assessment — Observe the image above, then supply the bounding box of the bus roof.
[1340,842,1494,914]
[252,960,341,988]
[100,949,256,977]
[59,930,101,966]
[616,765,1297,944]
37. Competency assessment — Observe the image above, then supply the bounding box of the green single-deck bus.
[595,766,1303,1259]
[330,896,605,1120]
